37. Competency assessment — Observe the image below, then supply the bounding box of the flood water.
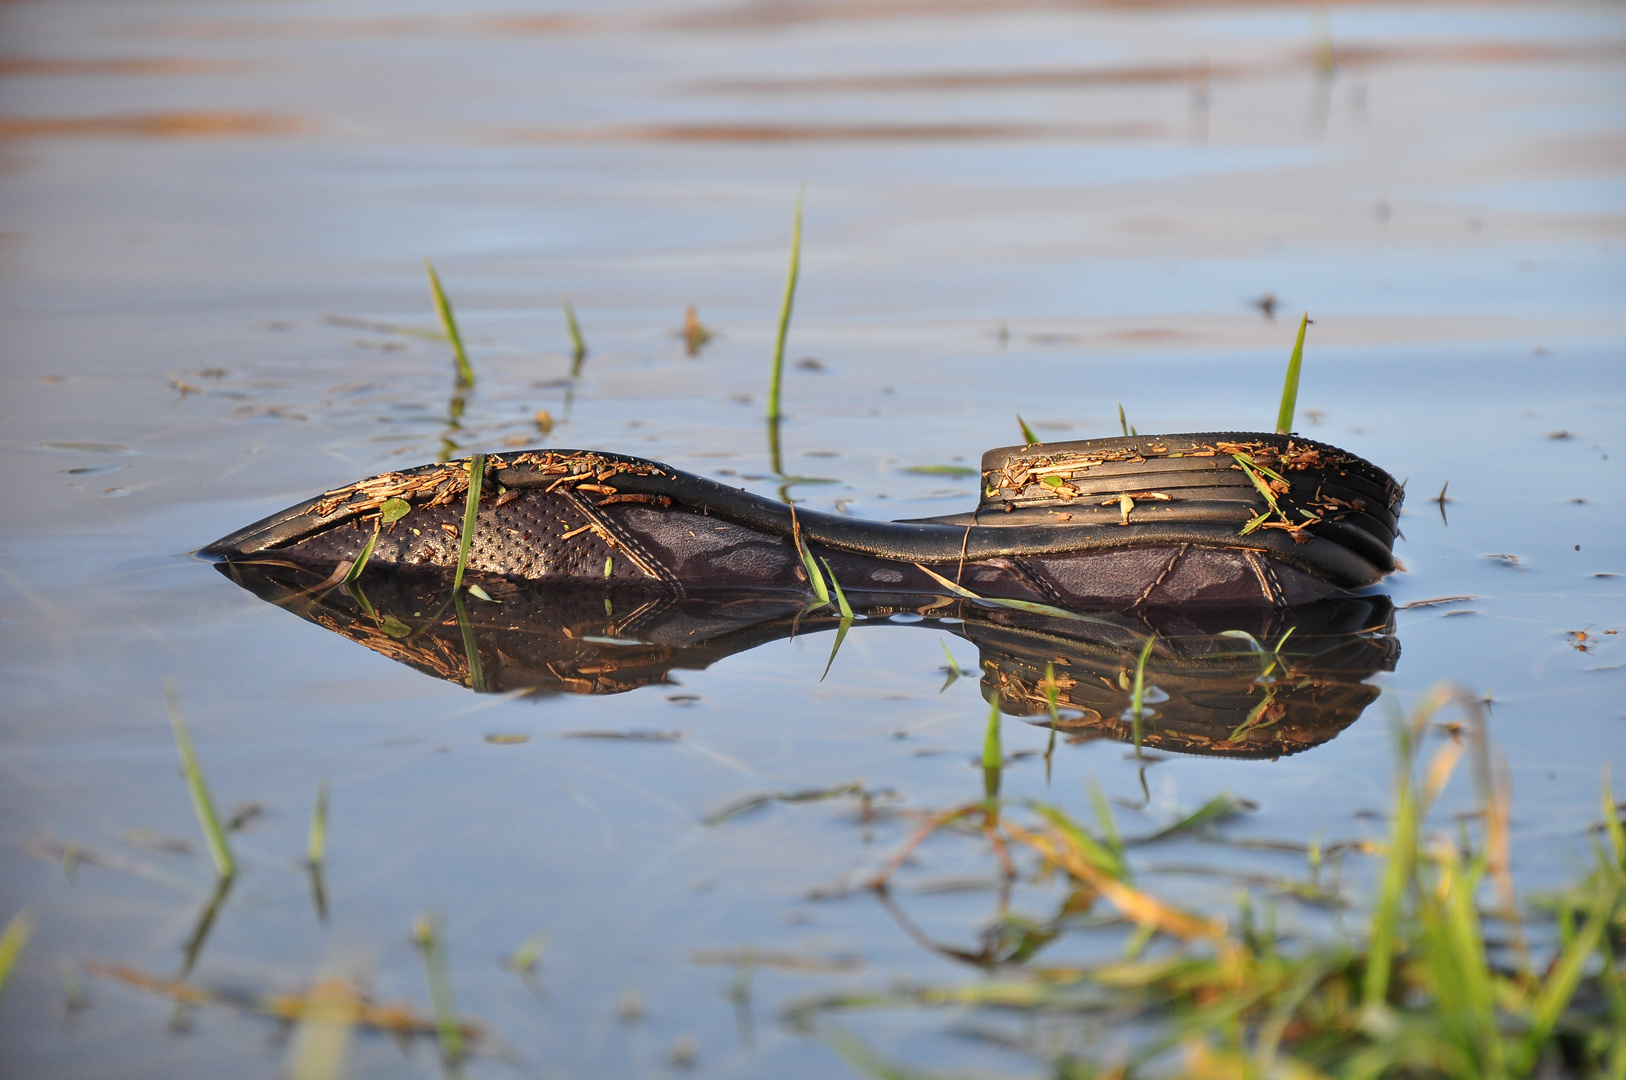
[2,1,1623,1076]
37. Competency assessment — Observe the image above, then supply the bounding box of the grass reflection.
[791,686,1626,1079]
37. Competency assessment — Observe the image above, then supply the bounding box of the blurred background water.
[1,1,1622,1076]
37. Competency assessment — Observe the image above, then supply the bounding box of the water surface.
[1,1,1623,1076]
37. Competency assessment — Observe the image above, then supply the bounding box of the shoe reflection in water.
[215,561,1396,761]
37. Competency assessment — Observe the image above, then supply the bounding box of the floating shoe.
[202,432,1402,609]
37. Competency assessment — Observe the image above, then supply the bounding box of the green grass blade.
[939,638,963,693]
[903,464,978,477]
[345,580,378,621]
[340,525,380,585]
[1228,686,1280,743]
[178,875,233,978]
[307,779,328,868]
[792,510,829,604]
[284,970,357,1080]
[165,682,234,880]
[1517,874,1620,1074]
[1233,453,1284,514]
[425,260,475,388]
[1438,853,1502,1072]
[1088,780,1124,863]
[1130,635,1155,753]
[1136,792,1251,843]
[982,694,1003,771]
[1117,402,1130,437]
[1363,755,1417,1012]
[820,616,854,682]
[1027,803,1126,879]
[766,188,803,425]
[563,300,587,375]
[1275,312,1308,433]
[413,912,464,1065]
[819,557,854,619]
[453,454,484,594]
[1017,414,1039,446]
[0,908,35,994]
[823,1026,929,1080]
[1042,662,1059,781]
[507,928,552,974]
[1042,662,1061,727]
[910,562,1110,625]
[1602,765,1625,870]
[454,591,486,693]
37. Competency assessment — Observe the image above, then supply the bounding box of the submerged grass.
[425,260,476,388]
[164,682,233,881]
[798,684,1626,1079]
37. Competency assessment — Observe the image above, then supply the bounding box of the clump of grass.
[766,188,804,427]
[1276,311,1309,433]
[164,682,234,881]
[797,684,1626,1079]
[425,260,476,388]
